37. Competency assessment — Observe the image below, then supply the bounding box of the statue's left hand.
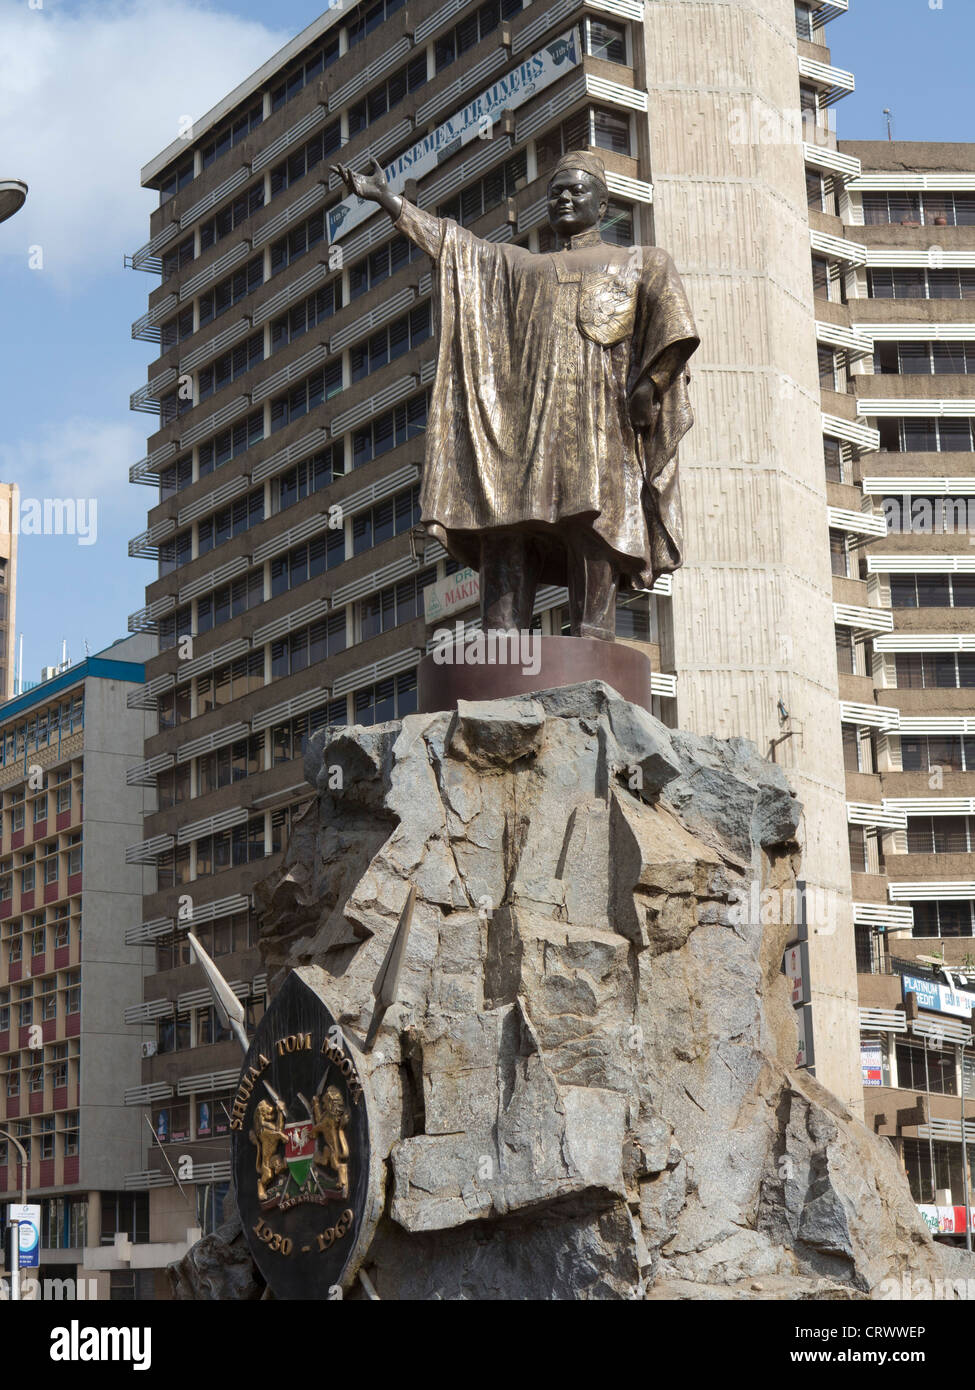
[629,379,660,428]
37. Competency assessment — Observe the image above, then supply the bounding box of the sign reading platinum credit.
[327,27,583,243]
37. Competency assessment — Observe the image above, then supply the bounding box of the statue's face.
[546,170,607,238]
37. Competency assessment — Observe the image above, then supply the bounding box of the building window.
[346,0,407,50]
[907,815,973,855]
[67,834,82,876]
[161,235,195,280]
[157,684,191,730]
[159,158,194,206]
[270,612,347,679]
[895,652,975,689]
[352,485,421,555]
[847,824,868,873]
[198,332,264,403]
[824,438,843,483]
[64,971,80,1014]
[270,361,344,433]
[271,283,341,354]
[817,345,837,390]
[806,167,824,212]
[160,307,195,352]
[352,392,428,468]
[271,35,340,111]
[536,107,632,178]
[898,1039,957,1094]
[347,54,428,137]
[835,627,857,676]
[198,255,264,327]
[353,670,418,725]
[899,418,975,452]
[270,532,344,602]
[276,447,345,513]
[270,208,327,277]
[862,191,975,227]
[199,183,265,254]
[875,341,975,375]
[900,734,975,773]
[359,567,437,640]
[584,16,626,63]
[891,573,975,608]
[349,235,423,300]
[195,569,264,636]
[352,304,431,383]
[868,268,975,301]
[270,121,341,199]
[197,652,264,715]
[39,1115,55,1158]
[198,734,265,796]
[201,101,263,171]
[794,2,814,41]
[911,900,975,938]
[197,410,265,479]
[812,256,831,302]
[903,1137,973,1205]
[435,0,521,70]
[438,151,528,228]
[828,529,848,577]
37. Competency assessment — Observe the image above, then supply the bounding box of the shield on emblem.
[284,1121,315,1190]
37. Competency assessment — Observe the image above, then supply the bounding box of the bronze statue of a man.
[333,151,698,641]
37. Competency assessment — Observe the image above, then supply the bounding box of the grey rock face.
[195,680,954,1299]
[168,1211,265,1301]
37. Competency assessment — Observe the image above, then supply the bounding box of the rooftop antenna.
[17,633,22,695]
[883,108,893,142]
[61,637,67,670]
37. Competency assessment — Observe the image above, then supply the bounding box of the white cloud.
[0,414,146,519]
[0,0,290,286]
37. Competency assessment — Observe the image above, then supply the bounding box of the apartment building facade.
[119,0,884,1288]
[809,136,975,1233]
[0,635,152,1297]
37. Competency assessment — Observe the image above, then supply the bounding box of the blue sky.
[0,0,969,685]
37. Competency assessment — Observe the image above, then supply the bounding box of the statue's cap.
[550,150,608,189]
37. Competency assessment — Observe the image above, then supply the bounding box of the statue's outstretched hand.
[331,156,389,203]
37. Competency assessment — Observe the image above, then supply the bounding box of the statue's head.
[546,150,608,239]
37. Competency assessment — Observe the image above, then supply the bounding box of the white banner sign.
[328,26,583,243]
[424,566,480,623]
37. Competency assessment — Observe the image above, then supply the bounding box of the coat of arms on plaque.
[231,969,379,1298]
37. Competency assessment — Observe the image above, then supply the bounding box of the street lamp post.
[0,180,27,226]
[0,1127,28,1301]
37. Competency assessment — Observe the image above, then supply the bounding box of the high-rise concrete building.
[126,0,975,1286]
[818,137,975,1234]
[0,634,153,1298]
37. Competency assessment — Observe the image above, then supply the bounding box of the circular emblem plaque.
[231,968,379,1299]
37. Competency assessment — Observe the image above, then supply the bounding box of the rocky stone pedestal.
[171,682,954,1300]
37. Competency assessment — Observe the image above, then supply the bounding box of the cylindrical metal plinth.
[417,633,655,713]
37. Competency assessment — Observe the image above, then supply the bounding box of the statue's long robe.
[395,200,699,590]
